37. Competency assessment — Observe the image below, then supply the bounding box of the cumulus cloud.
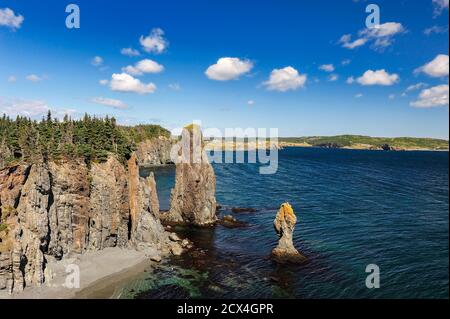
[122,59,164,76]
[99,79,109,86]
[328,74,339,82]
[0,97,76,119]
[168,83,181,91]
[0,8,24,30]
[433,0,449,17]
[205,57,253,81]
[415,54,449,77]
[341,59,351,66]
[356,69,399,86]
[26,74,43,82]
[91,97,129,109]
[91,56,103,67]
[109,73,156,94]
[424,25,448,35]
[263,66,307,92]
[319,64,335,72]
[410,84,449,108]
[346,76,355,84]
[340,22,405,50]
[339,34,368,49]
[120,47,140,57]
[140,28,168,54]
[406,83,428,92]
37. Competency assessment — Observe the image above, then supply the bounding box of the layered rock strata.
[0,154,173,293]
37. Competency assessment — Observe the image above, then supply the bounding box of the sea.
[121,147,449,299]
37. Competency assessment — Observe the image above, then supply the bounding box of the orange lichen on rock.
[271,203,306,264]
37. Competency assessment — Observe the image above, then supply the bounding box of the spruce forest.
[0,111,170,168]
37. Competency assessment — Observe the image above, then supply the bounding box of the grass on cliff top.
[278,135,449,150]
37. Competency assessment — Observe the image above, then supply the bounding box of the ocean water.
[131,148,449,299]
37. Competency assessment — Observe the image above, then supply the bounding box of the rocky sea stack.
[162,124,217,226]
[271,203,306,264]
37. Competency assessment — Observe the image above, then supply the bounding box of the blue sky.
[0,0,449,138]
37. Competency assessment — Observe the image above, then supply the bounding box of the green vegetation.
[0,111,170,167]
[279,135,449,150]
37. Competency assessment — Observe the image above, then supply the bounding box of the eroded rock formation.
[163,125,217,226]
[271,203,306,264]
[0,153,175,293]
[135,137,174,166]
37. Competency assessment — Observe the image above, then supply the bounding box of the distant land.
[204,135,449,151]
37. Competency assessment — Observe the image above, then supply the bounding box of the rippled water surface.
[131,148,448,299]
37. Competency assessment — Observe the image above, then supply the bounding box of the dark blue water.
[131,148,449,299]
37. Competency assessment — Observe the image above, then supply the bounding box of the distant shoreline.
[204,135,449,152]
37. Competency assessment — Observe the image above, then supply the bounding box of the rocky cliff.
[134,137,174,166]
[0,154,175,293]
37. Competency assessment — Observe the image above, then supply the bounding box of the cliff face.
[0,154,172,293]
[135,137,174,166]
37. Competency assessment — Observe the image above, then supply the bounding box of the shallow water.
[133,148,449,299]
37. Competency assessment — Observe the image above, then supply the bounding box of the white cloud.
[328,74,339,82]
[424,25,448,35]
[433,0,449,17]
[99,79,109,86]
[91,97,129,109]
[110,73,156,94]
[356,69,399,86]
[122,59,164,76]
[263,66,307,92]
[91,56,103,67]
[205,57,253,81]
[7,75,16,82]
[247,100,255,105]
[26,74,43,82]
[388,94,396,100]
[415,54,449,77]
[346,76,355,84]
[406,83,428,92]
[120,47,140,57]
[360,22,405,38]
[355,93,363,98]
[339,34,368,49]
[340,22,405,50]
[0,97,76,119]
[319,64,335,72]
[140,28,168,54]
[0,8,24,30]
[168,83,181,91]
[410,84,449,108]
[342,59,351,66]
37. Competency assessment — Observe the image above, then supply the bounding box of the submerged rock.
[271,203,306,264]
[219,215,246,228]
[163,124,217,226]
[231,207,258,214]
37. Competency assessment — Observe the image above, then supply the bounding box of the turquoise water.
[133,148,449,299]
